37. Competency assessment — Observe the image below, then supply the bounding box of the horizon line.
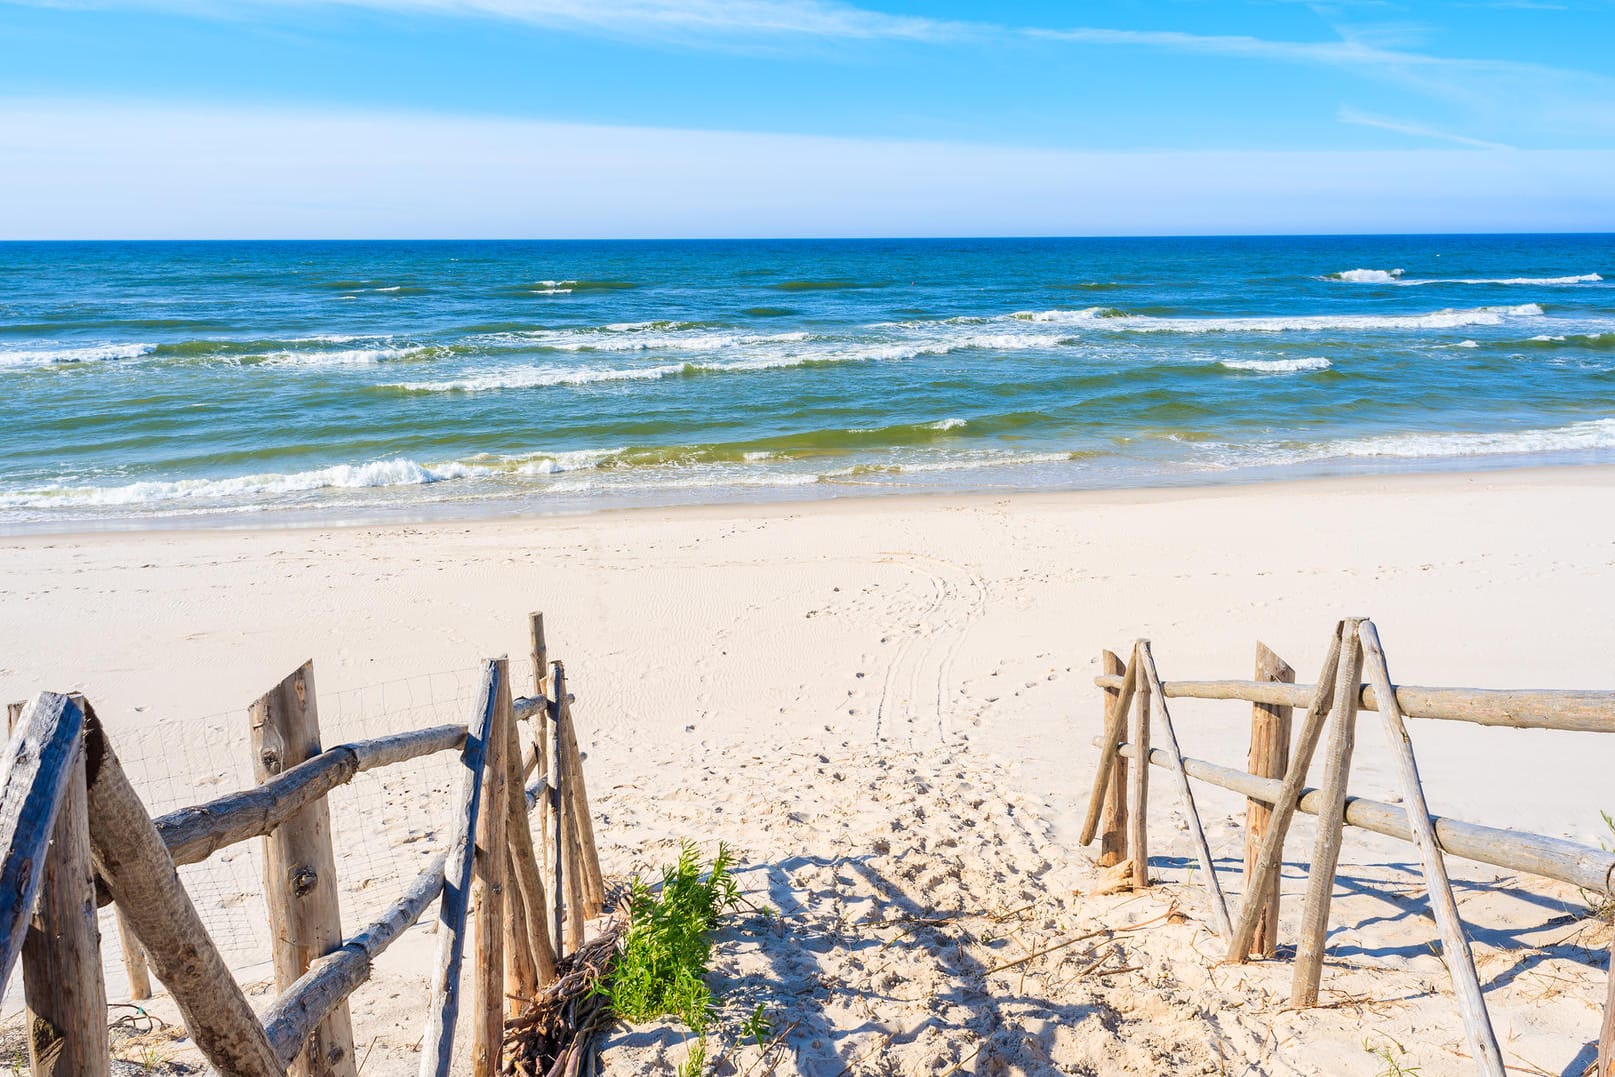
[5,230,1614,243]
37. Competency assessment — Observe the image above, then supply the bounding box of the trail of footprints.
[597,739,1270,1077]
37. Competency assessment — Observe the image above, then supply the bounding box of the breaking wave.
[0,343,157,368]
[1013,304,1545,333]
[1220,356,1333,374]
[1329,268,1602,287]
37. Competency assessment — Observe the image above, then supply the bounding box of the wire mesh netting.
[0,651,550,1015]
[95,661,522,998]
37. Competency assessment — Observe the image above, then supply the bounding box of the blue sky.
[2,0,1613,237]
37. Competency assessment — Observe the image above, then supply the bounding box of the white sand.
[3,466,1614,1075]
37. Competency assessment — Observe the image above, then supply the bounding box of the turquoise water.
[2,236,1612,529]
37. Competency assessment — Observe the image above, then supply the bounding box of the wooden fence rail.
[1092,673,1615,733]
[0,611,605,1077]
[1084,619,1606,1077]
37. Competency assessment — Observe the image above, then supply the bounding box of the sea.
[2,235,1612,530]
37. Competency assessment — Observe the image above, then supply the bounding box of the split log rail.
[0,612,602,1077]
[1084,617,1615,1077]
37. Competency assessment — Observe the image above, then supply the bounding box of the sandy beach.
[4,466,1615,1075]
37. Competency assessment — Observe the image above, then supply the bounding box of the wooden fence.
[1083,616,1615,1077]
[0,611,598,1077]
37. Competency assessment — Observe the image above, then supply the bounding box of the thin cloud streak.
[1337,106,1515,150]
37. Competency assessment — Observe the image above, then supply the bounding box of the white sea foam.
[1331,268,1405,283]
[1220,356,1333,374]
[261,347,416,367]
[0,343,157,368]
[1330,268,1603,287]
[389,327,1071,393]
[1013,304,1544,333]
[0,458,488,509]
[1207,418,1615,471]
[392,363,694,392]
[929,418,968,430]
[1401,273,1603,286]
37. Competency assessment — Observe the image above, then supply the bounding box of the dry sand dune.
[2,467,1613,1074]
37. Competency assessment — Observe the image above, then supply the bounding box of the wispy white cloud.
[19,0,976,41]
[1337,106,1514,150]
[1028,22,1615,138]
[4,98,1612,239]
[8,0,1615,141]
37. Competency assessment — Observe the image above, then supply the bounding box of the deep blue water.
[1,235,1612,528]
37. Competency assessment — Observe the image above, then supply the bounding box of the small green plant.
[599,841,741,1034]
[676,1035,707,1077]
[741,1003,771,1048]
[1364,1036,1421,1077]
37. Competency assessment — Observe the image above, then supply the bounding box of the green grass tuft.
[600,841,741,1034]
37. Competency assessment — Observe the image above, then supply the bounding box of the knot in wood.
[291,865,319,897]
[259,748,281,775]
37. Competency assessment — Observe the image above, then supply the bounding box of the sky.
[1,0,1613,238]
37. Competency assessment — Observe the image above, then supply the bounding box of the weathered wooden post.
[0,693,87,997]
[1098,650,1128,868]
[250,661,358,1077]
[1291,618,1366,1007]
[1079,648,1138,846]
[1128,676,1151,891]
[471,659,510,1077]
[500,636,558,1001]
[1227,621,1345,964]
[1245,642,1294,959]
[547,663,568,956]
[420,660,499,1077]
[20,732,111,1077]
[502,668,557,997]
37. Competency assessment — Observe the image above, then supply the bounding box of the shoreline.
[7,456,1615,541]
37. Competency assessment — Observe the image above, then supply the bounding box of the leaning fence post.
[1136,640,1233,940]
[1080,648,1139,846]
[547,663,568,956]
[471,659,511,1077]
[82,702,284,1077]
[502,669,557,997]
[1098,650,1128,868]
[250,660,358,1077]
[555,687,605,913]
[1291,617,1367,1007]
[20,731,111,1077]
[1245,642,1295,959]
[420,660,499,1077]
[1128,675,1151,891]
[1358,621,1504,1077]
